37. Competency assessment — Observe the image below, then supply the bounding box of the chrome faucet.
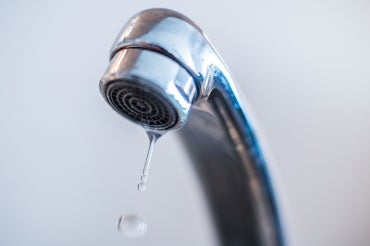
[99,8,285,246]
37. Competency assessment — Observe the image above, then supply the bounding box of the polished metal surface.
[100,8,285,245]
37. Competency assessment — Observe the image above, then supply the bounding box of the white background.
[1,0,369,245]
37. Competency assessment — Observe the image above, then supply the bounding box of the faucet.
[99,8,285,246]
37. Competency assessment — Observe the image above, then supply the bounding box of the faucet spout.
[99,8,285,246]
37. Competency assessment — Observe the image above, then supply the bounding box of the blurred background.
[1,0,369,245]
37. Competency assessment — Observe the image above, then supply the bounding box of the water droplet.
[137,182,147,192]
[137,131,159,192]
[117,214,148,237]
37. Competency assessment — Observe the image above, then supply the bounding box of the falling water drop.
[117,214,148,237]
[116,131,163,236]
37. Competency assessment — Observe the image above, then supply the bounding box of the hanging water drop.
[137,131,159,192]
